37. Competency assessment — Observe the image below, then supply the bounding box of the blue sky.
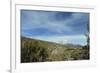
[21,10,89,46]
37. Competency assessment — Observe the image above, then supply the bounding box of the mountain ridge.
[21,36,82,49]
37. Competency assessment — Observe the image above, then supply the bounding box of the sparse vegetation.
[21,36,89,63]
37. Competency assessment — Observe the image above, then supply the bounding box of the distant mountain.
[21,36,68,49]
[65,43,82,49]
[21,36,82,49]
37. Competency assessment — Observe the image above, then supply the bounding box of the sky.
[21,10,89,46]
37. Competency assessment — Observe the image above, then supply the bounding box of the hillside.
[21,36,89,63]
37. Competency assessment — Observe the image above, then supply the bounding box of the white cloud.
[22,10,89,36]
[28,35,86,45]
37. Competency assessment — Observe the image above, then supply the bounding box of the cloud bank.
[21,10,89,45]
